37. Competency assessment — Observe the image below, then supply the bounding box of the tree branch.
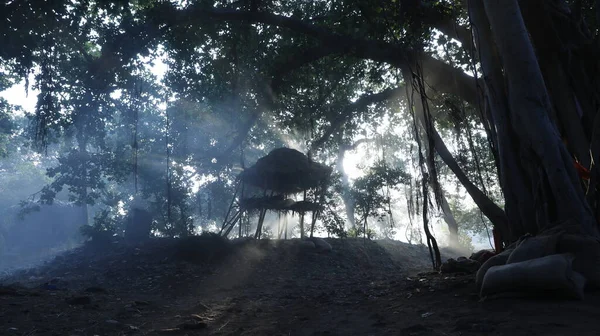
[311,85,406,150]
[434,17,475,55]
[179,7,479,105]
[217,82,276,161]
[346,138,373,151]
[432,127,508,233]
[270,45,339,93]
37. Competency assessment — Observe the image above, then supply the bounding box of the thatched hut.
[238,147,332,194]
[220,148,332,239]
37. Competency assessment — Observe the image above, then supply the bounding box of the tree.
[0,0,503,247]
[352,160,410,239]
[139,0,600,271]
[470,0,599,240]
[4,0,600,282]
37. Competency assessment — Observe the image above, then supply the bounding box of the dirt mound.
[0,237,440,334]
[374,238,463,273]
[2,237,598,335]
[0,237,440,296]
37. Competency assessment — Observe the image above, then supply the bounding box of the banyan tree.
[219,148,332,239]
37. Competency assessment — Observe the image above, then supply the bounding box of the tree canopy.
[2,0,600,272]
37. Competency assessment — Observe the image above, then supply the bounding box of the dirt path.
[1,238,600,335]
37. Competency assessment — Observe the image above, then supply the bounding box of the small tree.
[352,161,410,239]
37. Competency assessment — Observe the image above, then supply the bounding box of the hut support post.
[220,181,241,233]
[277,213,283,239]
[223,210,242,237]
[238,183,245,238]
[222,210,242,237]
[300,190,307,238]
[255,208,267,239]
[310,184,326,238]
[310,210,318,238]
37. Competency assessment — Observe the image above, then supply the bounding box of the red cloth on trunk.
[574,161,590,180]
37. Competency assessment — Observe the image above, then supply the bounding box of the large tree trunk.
[479,0,598,237]
[469,0,536,241]
[465,0,600,297]
[518,0,600,225]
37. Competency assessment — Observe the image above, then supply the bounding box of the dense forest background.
[2,0,598,269]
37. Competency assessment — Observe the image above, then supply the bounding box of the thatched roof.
[239,147,332,194]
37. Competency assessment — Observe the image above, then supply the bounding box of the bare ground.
[1,237,599,336]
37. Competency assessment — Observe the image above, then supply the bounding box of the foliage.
[347,226,377,240]
[352,160,411,234]
[0,0,544,248]
[321,206,348,238]
[0,99,15,157]
[457,230,475,253]
[447,195,493,236]
[81,209,120,244]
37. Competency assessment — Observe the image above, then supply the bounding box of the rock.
[440,258,480,274]
[470,250,496,264]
